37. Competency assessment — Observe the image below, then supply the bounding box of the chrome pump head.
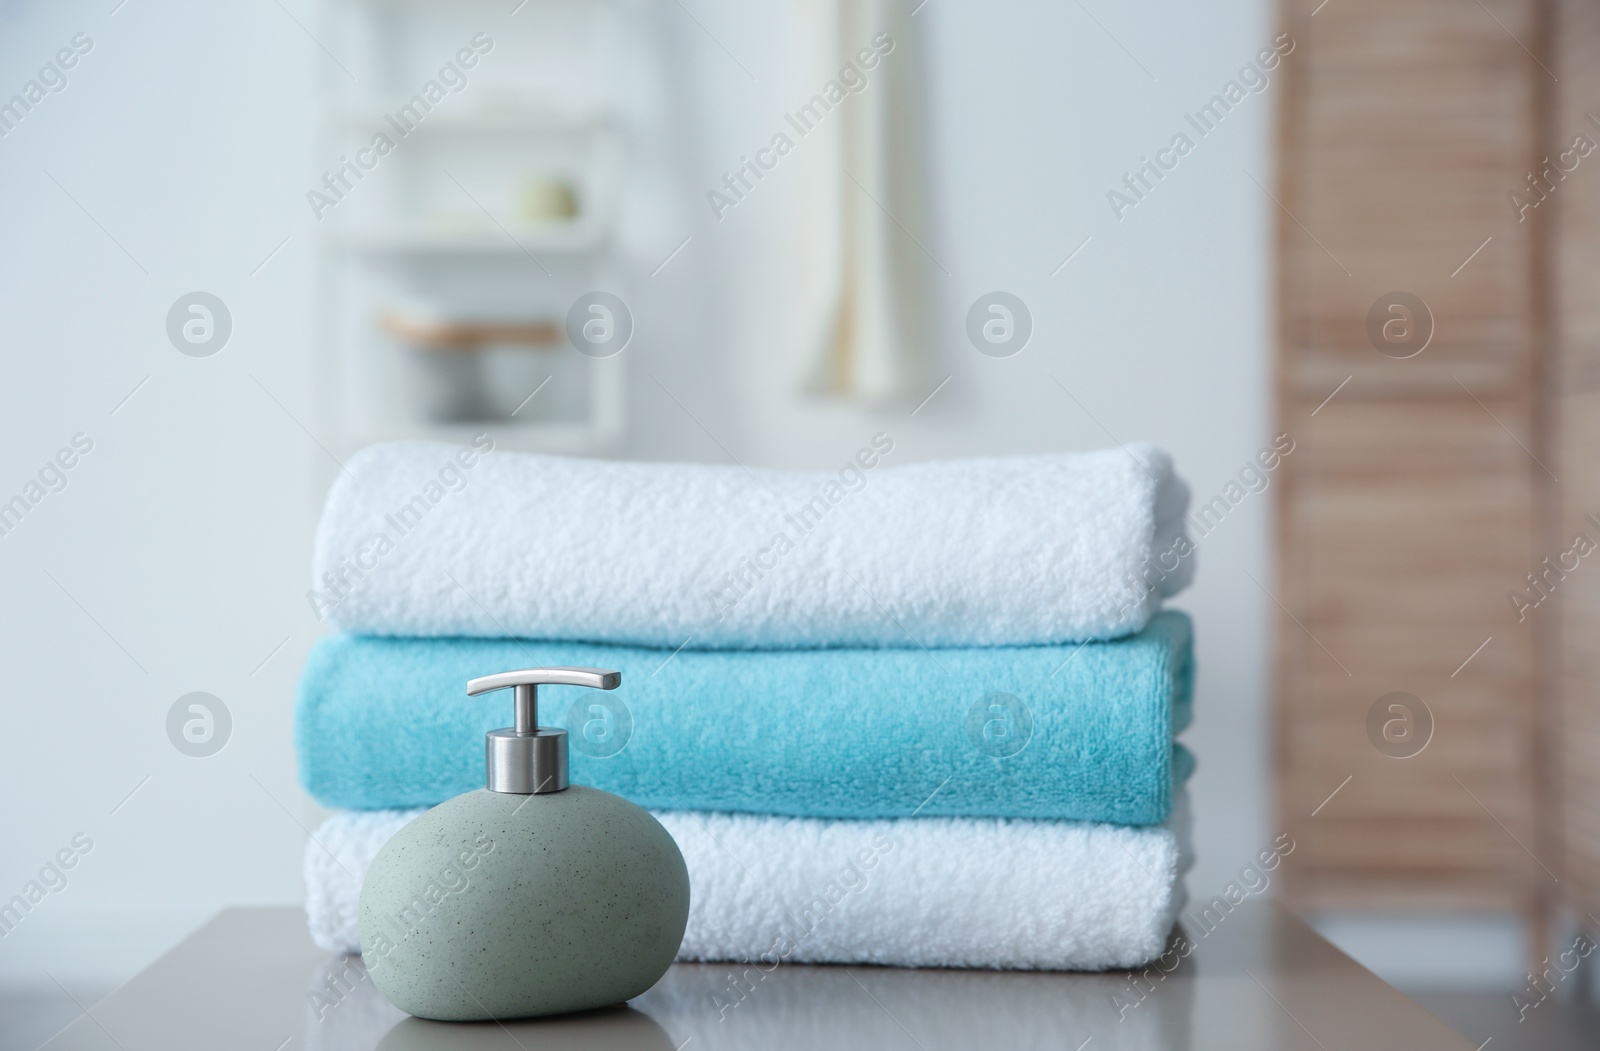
[466,667,621,794]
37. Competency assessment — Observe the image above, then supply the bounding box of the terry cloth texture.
[310,441,1193,648]
[305,793,1192,970]
[296,612,1193,823]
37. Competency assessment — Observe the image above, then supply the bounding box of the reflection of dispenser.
[301,953,406,1051]
[376,1009,675,1051]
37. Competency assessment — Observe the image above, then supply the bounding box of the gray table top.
[39,902,1471,1050]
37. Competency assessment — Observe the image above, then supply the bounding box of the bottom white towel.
[305,797,1190,971]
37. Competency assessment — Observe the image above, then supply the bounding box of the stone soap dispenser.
[359,667,690,1022]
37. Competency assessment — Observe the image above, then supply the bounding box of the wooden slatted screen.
[1553,0,1600,927]
[1274,0,1550,917]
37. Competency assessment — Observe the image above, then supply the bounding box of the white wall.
[0,0,1274,991]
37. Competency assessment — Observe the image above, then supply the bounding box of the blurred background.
[0,0,1593,1046]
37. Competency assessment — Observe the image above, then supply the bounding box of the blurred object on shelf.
[401,343,490,423]
[520,176,580,222]
[381,311,562,424]
[379,313,561,351]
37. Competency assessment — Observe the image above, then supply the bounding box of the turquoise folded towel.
[295,612,1193,823]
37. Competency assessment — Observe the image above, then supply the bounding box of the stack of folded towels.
[296,437,1196,970]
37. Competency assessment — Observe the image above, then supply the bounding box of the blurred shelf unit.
[312,0,635,456]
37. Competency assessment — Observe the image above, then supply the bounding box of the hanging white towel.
[794,0,934,405]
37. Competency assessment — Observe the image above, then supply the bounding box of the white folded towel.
[310,440,1192,648]
[304,797,1191,970]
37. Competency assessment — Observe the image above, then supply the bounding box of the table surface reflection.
[40,903,1472,1051]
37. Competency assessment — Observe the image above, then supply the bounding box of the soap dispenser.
[358,667,690,1022]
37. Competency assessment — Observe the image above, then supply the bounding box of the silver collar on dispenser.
[466,667,621,794]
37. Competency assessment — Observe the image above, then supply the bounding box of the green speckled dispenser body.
[358,786,690,1021]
